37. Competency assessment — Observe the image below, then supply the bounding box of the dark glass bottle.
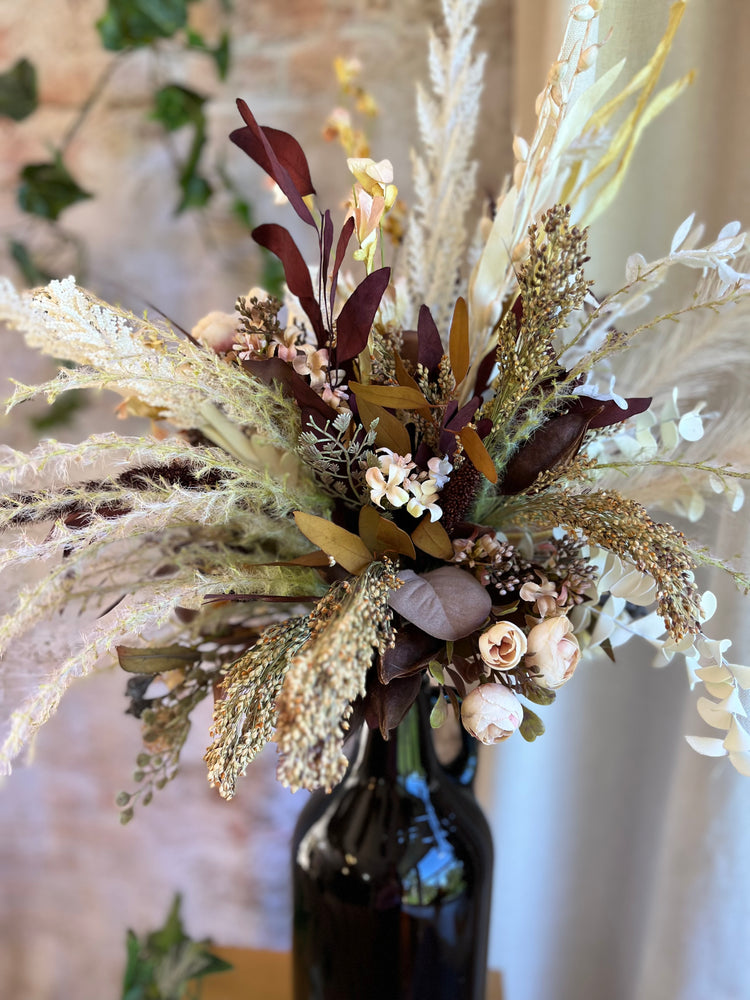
[291,690,494,1000]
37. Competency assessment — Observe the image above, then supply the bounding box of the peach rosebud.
[461,683,523,745]
[191,310,238,353]
[525,615,581,689]
[478,621,527,671]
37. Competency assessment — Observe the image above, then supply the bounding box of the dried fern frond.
[401,0,486,331]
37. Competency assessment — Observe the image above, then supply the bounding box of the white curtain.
[481,3,750,998]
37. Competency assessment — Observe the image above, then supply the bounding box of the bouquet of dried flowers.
[1,0,749,820]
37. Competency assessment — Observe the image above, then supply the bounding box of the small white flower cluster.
[365,449,452,521]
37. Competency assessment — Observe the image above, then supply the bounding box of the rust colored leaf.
[293,511,372,574]
[449,296,469,386]
[329,216,355,316]
[411,517,454,559]
[458,425,498,484]
[355,397,412,454]
[349,381,431,411]
[358,506,416,559]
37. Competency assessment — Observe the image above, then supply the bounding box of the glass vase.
[291,687,494,1000]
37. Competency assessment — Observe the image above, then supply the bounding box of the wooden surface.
[201,948,504,999]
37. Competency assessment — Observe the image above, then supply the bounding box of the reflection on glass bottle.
[292,689,493,1000]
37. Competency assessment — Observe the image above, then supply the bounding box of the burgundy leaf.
[439,397,481,453]
[378,624,442,684]
[320,209,334,314]
[329,216,355,317]
[363,673,422,738]
[576,394,652,429]
[417,304,444,373]
[335,267,391,363]
[243,357,336,425]
[473,349,497,397]
[252,223,325,343]
[231,100,315,225]
[260,125,316,195]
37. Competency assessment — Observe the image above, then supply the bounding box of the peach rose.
[525,615,581,689]
[191,310,238,353]
[461,683,523,745]
[478,621,527,671]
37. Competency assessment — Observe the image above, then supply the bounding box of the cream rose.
[461,683,523,745]
[525,615,581,689]
[478,621,527,671]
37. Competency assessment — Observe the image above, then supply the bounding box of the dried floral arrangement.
[1,0,749,821]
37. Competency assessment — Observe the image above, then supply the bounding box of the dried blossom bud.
[461,684,523,745]
[478,621,527,671]
[525,615,581,689]
[191,311,238,353]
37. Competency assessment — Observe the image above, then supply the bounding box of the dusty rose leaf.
[388,567,492,640]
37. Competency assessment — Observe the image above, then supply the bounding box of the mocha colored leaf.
[335,267,391,363]
[355,397,412,454]
[459,425,498,484]
[349,381,431,411]
[417,304,443,373]
[358,506,416,559]
[410,517,454,559]
[232,99,315,224]
[498,409,591,494]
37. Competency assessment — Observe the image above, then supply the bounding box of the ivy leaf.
[176,170,211,212]
[8,239,54,285]
[151,84,205,131]
[17,156,91,220]
[187,28,231,79]
[0,58,37,121]
[97,0,191,51]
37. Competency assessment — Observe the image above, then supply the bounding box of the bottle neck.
[354,690,438,784]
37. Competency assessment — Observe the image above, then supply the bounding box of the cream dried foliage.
[401,0,486,333]
[0,276,306,480]
[463,1,693,404]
